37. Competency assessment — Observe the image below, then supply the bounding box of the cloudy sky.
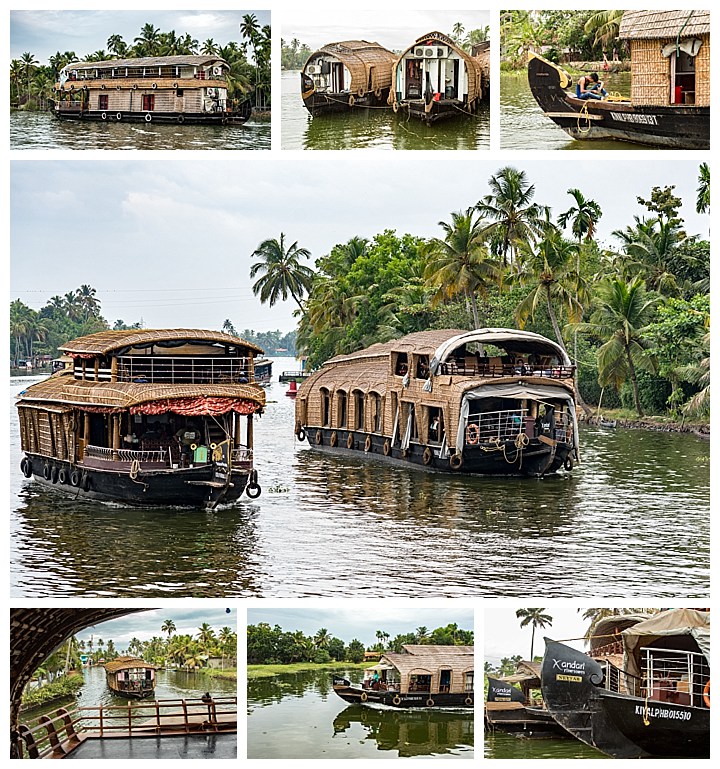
[11,157,707,333]
[247,607,474,647]
[75,607,236,648]
[10,9,271,65]
[281,10,490,52]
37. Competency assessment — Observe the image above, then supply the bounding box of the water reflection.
[500,71,659,150]
[485,731,607,759]
[10,111,270,151]
[281,70,489,150]
[10,367,709,598]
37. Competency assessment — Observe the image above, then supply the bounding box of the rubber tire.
[422,447,433,466]
[360,692,368,702]
[315,430,322,445]
[246,483,261,499]
[50,466,59,484]
[346,433,354,449]
[364,435,372,452]
[392,695,401,706]
[43,463,52,480]
[58,469,68,485]
[330,431,338,448]
[564,455,574,471]
[70,470,81,487]
[297,427,306,442]
[426,698,434,707]
[383,440,391,456]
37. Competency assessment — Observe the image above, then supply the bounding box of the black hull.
[396,98,473,124]
[53,108,250,125]
[485,706,568,737]
[22,454,252,507]
[541,640,709,758]
[299,427,572,477]
[333,684,473,709]
[527,53,709,149]
[301,88,391,117]
[109,688,155,700]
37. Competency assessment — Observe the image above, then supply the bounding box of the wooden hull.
[21,453,254,507]
[333,681,473,709]
[299,427,572,477]
[395,98,473,124]
[53,106,250,125]
[541,640,709,758]
[527,53,709,149]
[301,74,390,116]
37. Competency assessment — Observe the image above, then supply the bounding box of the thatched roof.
[498,660,541,685]
[402,644,474,655]
[588,613,650,653]
[304,40,395,93]
[619,10,710,40]
[58,329,263,356]
[382,644,474,675]
[64,55,228,72]
[104,656,156,673]
[17,370,266,410]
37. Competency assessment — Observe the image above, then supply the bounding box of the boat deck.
[63,732,236,759]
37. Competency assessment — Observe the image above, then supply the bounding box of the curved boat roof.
[58,329,264,356]
[588,613,650,654]
[64,55,229,72]
[619,10,710,40]
[104,656,156,673]
[303,40,395,91]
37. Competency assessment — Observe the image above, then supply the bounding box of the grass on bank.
[247,661,368,680]
[21,674,84,710]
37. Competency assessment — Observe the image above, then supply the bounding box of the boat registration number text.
[635,704,692,721]
[609,112,659,125]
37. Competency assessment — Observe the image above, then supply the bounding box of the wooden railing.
[441,363,575,379]
[17,696,237,759]
[116,356,253,385]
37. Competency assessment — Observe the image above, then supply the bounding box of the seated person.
[175,422,202,465]
[576,72,608,100]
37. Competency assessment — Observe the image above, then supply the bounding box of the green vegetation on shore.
[248,661,367,679]
[11,16,270,112]
[21,674,84,710]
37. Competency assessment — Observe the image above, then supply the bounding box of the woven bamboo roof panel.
[382,645,474,675]
[619,10,710,40]
[104,656,156,673]
[402,644,474,655]
[66,55,229,71]
[18,371,266,410]
[326,330,470,365]
[58,329,264,356]
[304,40,395,94]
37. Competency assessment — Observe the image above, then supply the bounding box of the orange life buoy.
[466,423,480,445]
[703,680,710,707]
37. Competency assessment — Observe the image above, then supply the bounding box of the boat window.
[337,391,348,428]
[176,89,184,97]
[426,406,444,444]
[672,49,696,105]
[320,389,331,427]
[370,393,383,433]
[353,391,365,430]
[464,671,474,692]
[408,674,431,693]
[415,355,430,379]
[142,94,155,112]
[393,352,408,376]
[439,669,452,692]
[98,94,108,110]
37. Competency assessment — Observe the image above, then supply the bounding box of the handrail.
[440,362,575,379]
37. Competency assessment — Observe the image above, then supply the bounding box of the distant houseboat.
[390,32,489,124]
[254,357,273,385]
[527,10,709,148]
[53,55,252,124]
[301,40,395,116]
[333,645,474,708]
[541,609,710,758]
[104,657,156,699]
[295,329,579,477]
[16,329,265,507]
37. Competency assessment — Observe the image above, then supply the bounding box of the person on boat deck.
[576,72,607,100]
[372,670,380,689]
[175,422,202,464]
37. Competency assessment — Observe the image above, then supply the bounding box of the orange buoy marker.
[286,380,298,397]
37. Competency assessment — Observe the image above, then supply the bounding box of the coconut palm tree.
[20,52,38,102]
[572,276,659,416]
[197,623,216,653]
[476,166,548,266]
[515,608,553,660]
[558,188,603,243]
[106,35,128,58]
[584,10,624,50]
[134,23,161,56]
[161,619,176,639]
[696,162,710,214]
[313,628,331,649]
[250,233,314,310]
[201,38,219,56]
[423,208,501,328]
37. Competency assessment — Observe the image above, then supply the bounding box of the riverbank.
[585,409,709,437]
[20,674,84,712]
[202,667,237,681]
[248,662,368,680]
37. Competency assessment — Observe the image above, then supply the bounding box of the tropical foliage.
[10,18,270,110]
[247,623,473,665]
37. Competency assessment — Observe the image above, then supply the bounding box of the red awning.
[129,396,261,416]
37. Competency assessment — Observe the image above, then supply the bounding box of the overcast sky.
[11,157,707,333]
[281,10,490,52]
[75,608,236,648]
[10,9,271,65]
[247,607,474,647]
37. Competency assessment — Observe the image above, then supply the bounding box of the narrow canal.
[10,363,709,598]
[500,70,661,150]
[281,70,490,150]
[9,111,270,150]
[247,668,473,759]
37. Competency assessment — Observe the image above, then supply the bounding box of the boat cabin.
[619,10,710,107]
[104,657,156,698]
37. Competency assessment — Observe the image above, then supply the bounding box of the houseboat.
[104,657,156,699]
[485,664,567,736]
[16,329,265,507]
[254,357,273,385]
[527,10,709,149]
[390,32,489,124]
[332,645,474,708]
[294,328,579,477]
[53,55,252,124]
[541,608,710,758]
[301,40,395,116]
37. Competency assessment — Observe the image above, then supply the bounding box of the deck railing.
[441,362,575,379]
[465,409,573,446]
[84,445,168,464]
[17,696,237,759]
[116,356,253,385]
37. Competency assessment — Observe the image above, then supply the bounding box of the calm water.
[485,731,606,759]
[500,70,659,150]
[247,668,473,759]
[10,363,709,598]
[281,70,490,150]
[10,110,270,150]
[23,666,236,723]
